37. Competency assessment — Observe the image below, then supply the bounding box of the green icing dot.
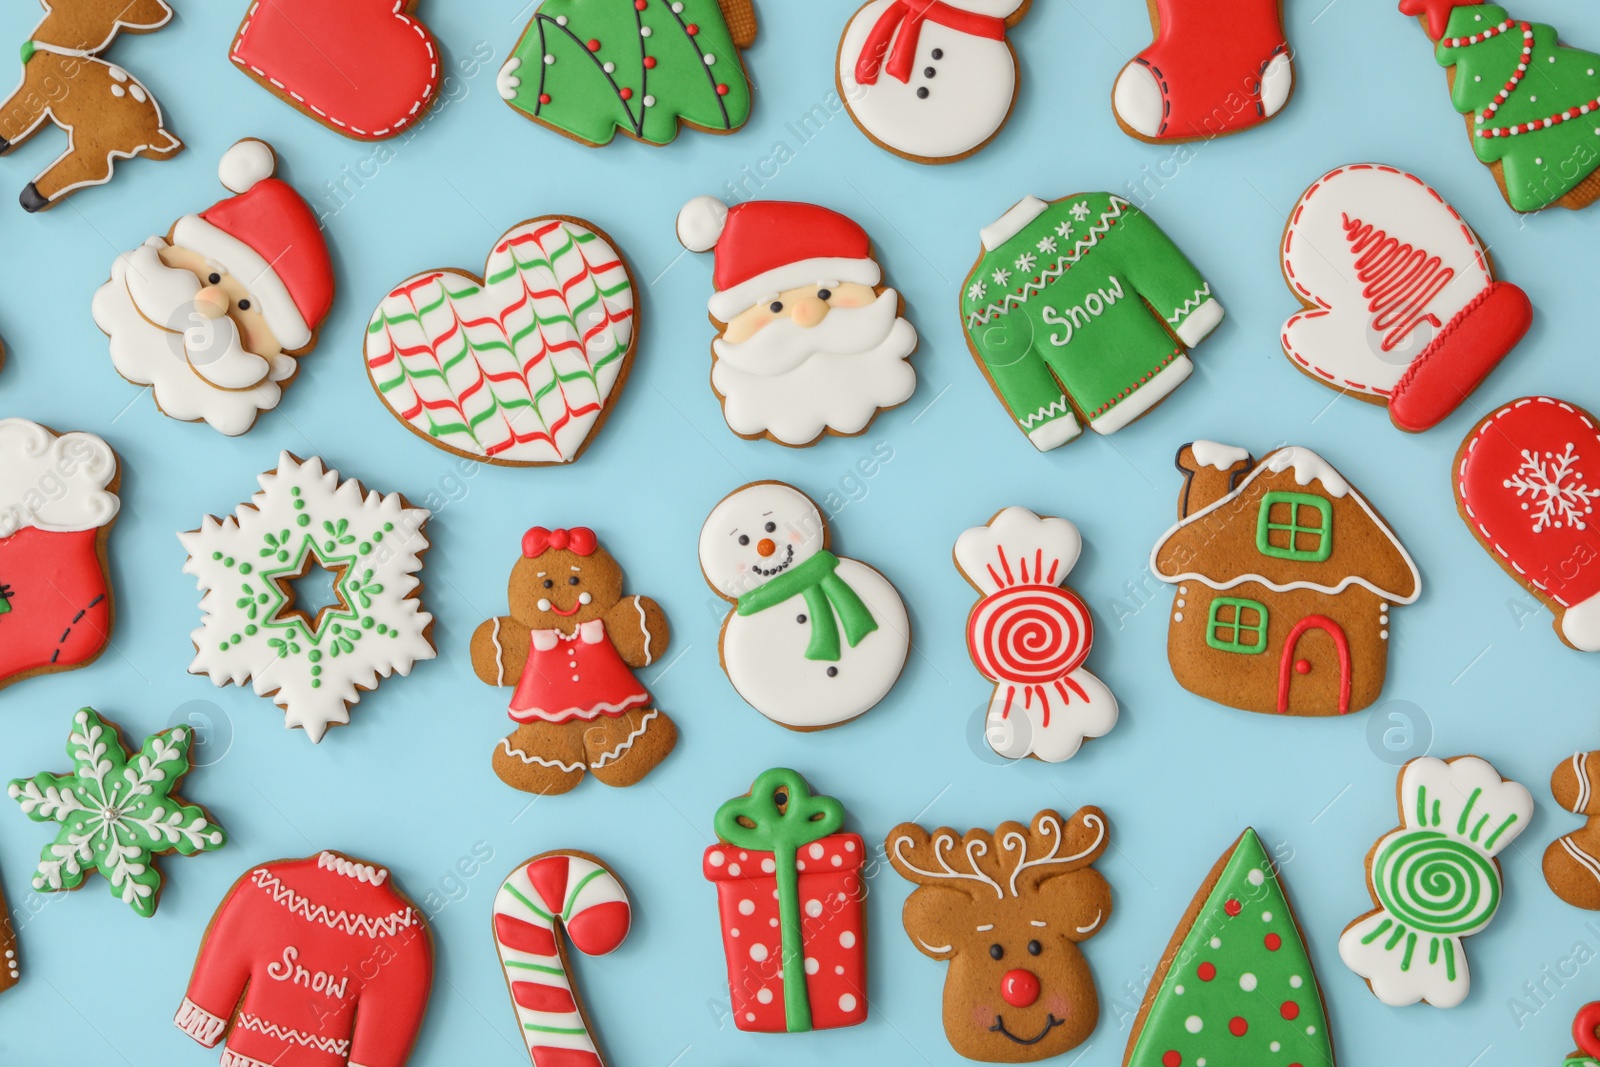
[296,515,310,527]
[245,625,257,636]
[309,649,322,663]
[362,617,375,630]
[240,563,252,574]
[211,551,222,561]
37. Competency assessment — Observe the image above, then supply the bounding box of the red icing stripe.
[566,900,631,955]
[512,980,577,1014]
[494,913,556,956]
[527,855,571,915]
[530,1048,603,1067]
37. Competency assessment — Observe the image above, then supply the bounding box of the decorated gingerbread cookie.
[1281,163,1531,432]
[180,452,435,743]
[8,708,227,918]
[1151,442,1421,716]
[495,850,632,1065]
[962,193,1222,450]
[837,0,1030,163]
[1545,749,1600,909]
[1340,755,1531,1008]
[954,507,1117,762]
[1112,0,1294,142]
[93,139,334,437]
[1403,1,1600,212]
[499,0,757,147]
[0,0,180,211]
[1454,397,1600,651]
[471,526,677,795]
[0,870,16,994]
[705,769,867,1033]
[1123,829,1334,1067]
[699,482,910,731]
[231,0,441,140]
[366,216,637,465]
[1570,1003,1600,1066]
[0,419,120,693]
[886,807,1111,1062]
[176,851,432,1067]
[676,197,918,447]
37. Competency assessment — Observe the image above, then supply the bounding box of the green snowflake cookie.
[8,709,227,917]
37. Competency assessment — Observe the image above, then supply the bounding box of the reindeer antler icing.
[890,829,1005,900]
[891,808,1108,900]
[1002,810,1107,897]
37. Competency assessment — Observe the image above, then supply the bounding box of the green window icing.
[1257,491,1332,561]
[1207,597,1268,654]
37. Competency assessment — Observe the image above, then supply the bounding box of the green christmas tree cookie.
[497,0,756,147]
[1125,829,1334,1067]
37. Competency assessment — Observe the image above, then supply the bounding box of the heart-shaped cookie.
[231,0,441,140]
[1280,163,1529,432]
[365,216,638,466]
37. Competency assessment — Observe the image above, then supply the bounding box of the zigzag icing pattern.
[236,1013,352,1055]
[966,198,1129,329]
[1166,284,1212,325]
[317,851,388,886]
[1021,397,1073,430]
[250,867,419,939]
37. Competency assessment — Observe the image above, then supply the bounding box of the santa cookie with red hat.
[92,138,334,436]
[678,196,917,447]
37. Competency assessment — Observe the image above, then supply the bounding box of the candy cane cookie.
[493,850,632,1066]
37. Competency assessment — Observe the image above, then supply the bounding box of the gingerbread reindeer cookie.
[1547,749,1600,910]
[472,527,677,795]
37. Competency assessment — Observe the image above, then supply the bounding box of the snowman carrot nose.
[757,538,776,557]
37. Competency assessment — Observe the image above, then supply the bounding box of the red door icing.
[1276,614,1351,714]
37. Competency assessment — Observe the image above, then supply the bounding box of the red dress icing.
[509,619,649,724]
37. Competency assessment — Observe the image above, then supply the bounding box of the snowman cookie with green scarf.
[699,482,909,730]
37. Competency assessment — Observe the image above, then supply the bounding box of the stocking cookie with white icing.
[699,482,910,731]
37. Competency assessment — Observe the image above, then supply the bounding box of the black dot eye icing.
[738,534,750,546]
[989,944,1003,961]
[1028,940,1042,956]
[238,299,252,311]
[764,522,776,533]
[208,272,221,284]
[542,579,553,589]
[567,576,579,586]
[817,288,832,301]
[768,301,783,313]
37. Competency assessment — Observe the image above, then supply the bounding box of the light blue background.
[0,0,1597,1063]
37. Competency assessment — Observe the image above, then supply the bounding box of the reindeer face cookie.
[886,808,1111,1062]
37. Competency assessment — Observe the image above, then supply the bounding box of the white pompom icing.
[218,139,277,194]
[677,195,729,252]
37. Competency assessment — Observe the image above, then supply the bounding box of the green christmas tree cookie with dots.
[1125,829,1335,1067]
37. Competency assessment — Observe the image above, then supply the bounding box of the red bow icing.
[854,0,1007,86]
[1399,0,1478,40]
[522,527,598,558]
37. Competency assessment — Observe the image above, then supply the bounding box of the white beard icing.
[93,240,296,437]
[710,291,916,445]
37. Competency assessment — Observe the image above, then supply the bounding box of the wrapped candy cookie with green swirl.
[1340,755,1532,1008]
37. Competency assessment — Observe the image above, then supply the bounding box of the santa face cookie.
[1546,749,1600,910]
[954,507,1117,762]
[962,193,1222,451]
[676,197,918,446]
[0,419,120,692]
[1339,755,1531,1008]
[0,0,180,211]
[837,0,1030,163]
[494,850,632,1065]
[1124,829,1334,1067]
[471,527,677,795]
[1112,0,1293,142]
[499,0,757,147]
[366,215,636,465]
[1151,443,1421,716]
[9,708,227,918]
[180,452,435,743]
[886,808,1111,1062]
[705,768,867,1033]
[1404,1,1600,213]
[1454,397,1600,651]
[231,0,442,140]
[175,851,432,1067]
[1281,163,1531,432]
[699,482,910,730]
[93,140,335,437]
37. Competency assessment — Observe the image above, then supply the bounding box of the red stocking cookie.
[472,527,677,795]
[175,851,432,1067]
[1113,0,1294,142]
[0,419,120,692]
[0,0,181,210]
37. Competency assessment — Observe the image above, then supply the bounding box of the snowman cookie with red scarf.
[471,527,676,795]
[0,419,120,693]
[837,0,1031,163]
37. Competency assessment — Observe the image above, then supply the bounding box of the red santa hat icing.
[677,197,881,322]
[171,140,334,352]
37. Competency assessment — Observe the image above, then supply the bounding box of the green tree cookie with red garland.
[1404,0,1600,212]
[1124,829,1335,1067]
[497,0,756,147]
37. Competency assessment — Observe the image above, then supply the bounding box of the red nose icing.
[1001,969,1040,1008]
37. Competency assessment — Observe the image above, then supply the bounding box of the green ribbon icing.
[735,550,876,661]
[713,768,844,1033]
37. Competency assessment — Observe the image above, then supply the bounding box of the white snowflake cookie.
[179,453,435,742]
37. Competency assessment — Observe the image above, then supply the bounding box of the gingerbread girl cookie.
[1546,749,1600,910]
[472,527,677,795]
